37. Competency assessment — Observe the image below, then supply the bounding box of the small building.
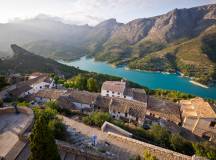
[147,96,182,125]
[180,97,216,142]
[94,95,112,112]
[109,98,147,125]
[101,81,128,99]
[34,89,67,103]
[9,84,32,98]
[63,89,99,109]
[8,73,55,98]
[101,81,147,101]
[26,74,55,94]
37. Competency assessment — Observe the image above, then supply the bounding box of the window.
[125,113,128,117]
[106,94,109,96]
[107,90,109,93]
[209,121,216,127]
[112,91,114,94]
[124,96,126,98]
[118,92,120,95]
[40,86,42,89]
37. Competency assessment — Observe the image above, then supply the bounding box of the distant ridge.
[0,44,82,77]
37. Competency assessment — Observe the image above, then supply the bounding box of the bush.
[17,101,30,107]
[83,112,111,127]
[148,125,170,148]
[143,150,158,160]
[45,101,59,111]
[48,119,67,140]
[193,142,216,160]
[45,101,74,116]
[170,134,194,155]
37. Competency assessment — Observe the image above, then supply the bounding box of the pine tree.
[29,113,61,160]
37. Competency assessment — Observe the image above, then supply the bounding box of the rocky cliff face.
[106,4,216,45]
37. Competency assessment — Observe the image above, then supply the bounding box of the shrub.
[170,134,194,155]
[83,112,111,127]
[143,150,158,160]
[193,142,216,160]
[148,125,170,148]
[48,119,67,140]
[17,101,30,107]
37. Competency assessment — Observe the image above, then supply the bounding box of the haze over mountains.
[0,4,216,84]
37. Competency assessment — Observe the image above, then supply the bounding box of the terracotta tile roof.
[147,96,181,124]
[125,88,147,102]
[101,81,126,93]
[109,98,147,118]
[34,89,67,100]
[180,97,216,118]
[66,89,99,104]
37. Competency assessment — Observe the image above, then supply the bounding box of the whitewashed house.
[34,89,67,103]
[109,98,147,126]
[101,81,147,102]
[101,81,129,99]
[9,73,55,98]
[62,89,99,109]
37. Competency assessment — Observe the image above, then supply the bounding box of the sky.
[0,0,216,25]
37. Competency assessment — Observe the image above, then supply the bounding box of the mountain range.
[0,4,216,84]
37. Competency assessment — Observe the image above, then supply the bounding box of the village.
[0,72,216,160]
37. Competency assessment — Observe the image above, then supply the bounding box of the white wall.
[73,102,90,109]
[101,89,133,100]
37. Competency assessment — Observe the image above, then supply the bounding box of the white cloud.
[0,0,215,25]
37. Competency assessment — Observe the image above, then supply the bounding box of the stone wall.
[56,140,111,160]
[0,107,34,140]
[0,107,34,160]
[108,132,192,160]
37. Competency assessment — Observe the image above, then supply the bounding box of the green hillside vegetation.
[0,45,83,78]
[24,40,86,61]
[129,26,216,85]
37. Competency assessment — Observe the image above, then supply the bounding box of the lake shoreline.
[59,56,216,100]
[189,80,209,89]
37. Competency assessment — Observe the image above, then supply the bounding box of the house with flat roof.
[180,97,216,142]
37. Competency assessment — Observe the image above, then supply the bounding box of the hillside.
[95,4,216,62]
[0,45,83,78]
[128,25,216,84]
